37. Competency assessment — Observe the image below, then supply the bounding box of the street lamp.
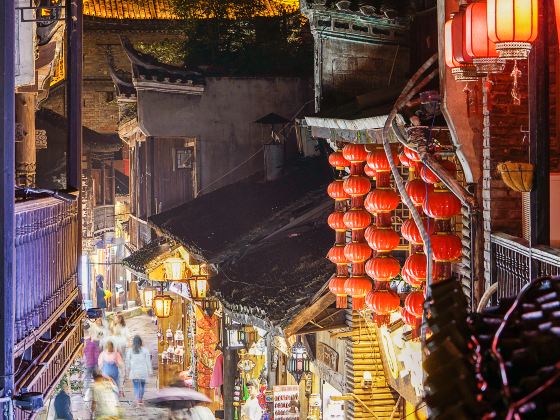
[142,287,156,308]
[164,257,190,281]
[287,336,311,384]
[188,276,208,300]
[153,292,173,318]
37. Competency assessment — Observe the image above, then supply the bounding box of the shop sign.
[317,343,338,371]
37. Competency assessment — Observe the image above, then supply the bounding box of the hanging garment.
[209,352,223,388]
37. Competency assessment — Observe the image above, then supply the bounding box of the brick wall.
[42,28,181,134]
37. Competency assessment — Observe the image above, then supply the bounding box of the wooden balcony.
[491,232,560,300]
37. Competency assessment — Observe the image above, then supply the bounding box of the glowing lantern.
[365,227,400,252]
[327,180,350,201]
[401,308,421,328]
[430,234,462,262]
[398,151,414,169]
[164,257,189,281]
[328,151,350,169]
[342,144,368,163]
[343,209,371,231]
[364,189,400,214]
[344,242,372,263]
[366,148,398,173]
[419,160,456,185]
[188,276,208,300]
[365,256,400,282]
[445,17,478,81]
[405,179,433,207]
[423,190,462,220]
[344,276,372,310]
[142,287,156,308]
[364,164,377,179]
[403,254,428,284]
[404,291,425,318]
[329,276,349,309]
[403,146,420,163]
[366,289,400,326]
[328,211,346,231]
[287,336,311,384]
[343,175,371,197]
[487,0,538,59]
[153,294,173,318]
[465,1,506,73]
[401,264,424,288]
[327,245,348,265]
[401,218,435,245]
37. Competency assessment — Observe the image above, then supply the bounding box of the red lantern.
[344,242,372,263]
[344,276,372,310]
[401,308,421,328]
[328,211,346,232]
[487,0,538,59]
[343,209,371,231]
[365,255,400,282]
[366,289,400,326]
[329,276,348,309]
[445,18,460,69]
[419,160,457,185]
[328,245,348,265]
[399,151,413,168]
[329,151,350,169]
[402,264,424,288]
[342,144,368,163]
[327,180,350,201]
[451,8,474,65]
[364,164,376,179]
[401,218,435,245]
[366,148,398,173]
[465,2,503,73]
[403,146,420,162]
[343,175,371,197]
[365,228,400,252]
[404,253,444,283]
[430,234,462,262]
[405,179,433,207]
[364,189,400,214]
[445,17,478,81]
[423,189,462,220]
[405,291,425,318]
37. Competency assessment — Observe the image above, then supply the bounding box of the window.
[175,147,194,170]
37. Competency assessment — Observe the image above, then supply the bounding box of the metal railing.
[491,232,560,300]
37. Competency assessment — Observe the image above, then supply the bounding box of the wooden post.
[529,0,550,247]
[15,92,36,187]
[0,0,15,416]
[222,320,238,420]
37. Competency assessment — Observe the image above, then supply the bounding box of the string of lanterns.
[327,141,464,338]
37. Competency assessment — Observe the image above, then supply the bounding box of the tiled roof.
[83,0,299,20]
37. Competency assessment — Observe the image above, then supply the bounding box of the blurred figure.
[98,341,124,393]
[188,401,215,420]
[84,337,101,376]
[91,371,120,420]
[96,275,107,317]
[53,380,73,420]
[125,335,153,405]
[241,381,263,420]
[110,314,129,352]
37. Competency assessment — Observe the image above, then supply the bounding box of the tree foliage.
[170,0,312,76]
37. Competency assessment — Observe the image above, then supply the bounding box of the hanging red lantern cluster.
[327,148,351,309]
[445,0,538,83]
[366,289,400,327]
[342,144,372,311]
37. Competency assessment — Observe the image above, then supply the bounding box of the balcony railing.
[93,204,115,235]
[15,197,79,349]
[491,232,560,300]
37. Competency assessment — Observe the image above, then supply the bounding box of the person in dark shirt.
[95,275,107,316]
[53,381,73,420]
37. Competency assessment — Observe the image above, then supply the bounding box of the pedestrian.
[96,275,107,317]
[125,335,153,405]
[240,381,263,420]
[98,340,124,393]
[53,380,73,420]
[187,401,215,420]
[111,314,129,353]
[91,370,120,420]
[83,337,101,391]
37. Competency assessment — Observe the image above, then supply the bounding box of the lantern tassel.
[336,295,348,309]
[373,313,391,327]
[352,296,366,311]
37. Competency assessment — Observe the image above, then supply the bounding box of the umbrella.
[146,387,211,410]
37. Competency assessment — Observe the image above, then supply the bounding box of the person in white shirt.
[125,335,153,405]
[241,381,263,420]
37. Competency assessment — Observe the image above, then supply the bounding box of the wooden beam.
[529,0,550,247]
[0,0,15,413]
[284,291,335,338]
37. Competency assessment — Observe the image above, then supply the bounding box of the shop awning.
[121,236,177,279]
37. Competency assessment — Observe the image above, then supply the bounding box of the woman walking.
[111,314,129,353]
[98,340,124,392]
[125,335,153,405]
